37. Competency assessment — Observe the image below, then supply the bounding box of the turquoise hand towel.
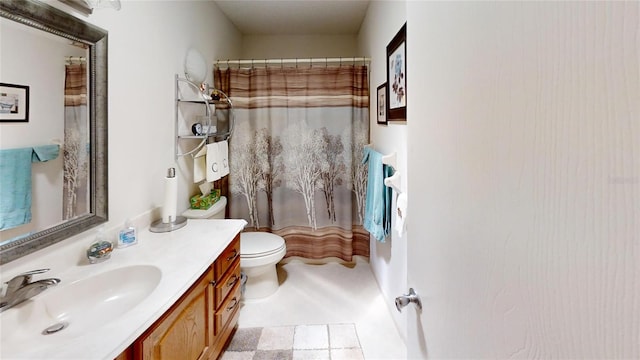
[0,145,59,230]
[0,148,34,230]
[32,144,60,162]
[362,147,394,242]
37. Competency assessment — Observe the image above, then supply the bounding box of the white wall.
[241,34,358,59]
[357,1,408,343]
[407,1,639,358]
[75,1,242,231]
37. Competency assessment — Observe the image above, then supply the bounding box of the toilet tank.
[182,196,227,219]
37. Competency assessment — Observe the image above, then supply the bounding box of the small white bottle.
[118,219,138,248]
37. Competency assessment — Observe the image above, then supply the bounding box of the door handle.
[395,288,422,313]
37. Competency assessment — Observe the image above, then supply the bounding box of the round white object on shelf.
[184,48,207,84]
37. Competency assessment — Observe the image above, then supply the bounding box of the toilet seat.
[241,232,286,258]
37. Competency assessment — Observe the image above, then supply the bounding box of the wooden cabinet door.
[136,269,214,360]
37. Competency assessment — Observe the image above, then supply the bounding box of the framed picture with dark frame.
[386,23,406,122]
[377,83,387,125]
[0,83,29,122]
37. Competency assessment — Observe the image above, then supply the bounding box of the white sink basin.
[0,265,161,345]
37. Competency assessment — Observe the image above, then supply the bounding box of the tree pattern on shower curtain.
[63,61,89,220]
[215,65,370,261]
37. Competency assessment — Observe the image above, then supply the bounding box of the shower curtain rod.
[65,56,86,64]
[215,57,370,67]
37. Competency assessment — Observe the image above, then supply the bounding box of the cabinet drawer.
[214,234,240,280]
[215,258,240,309]
[214,282,241,336]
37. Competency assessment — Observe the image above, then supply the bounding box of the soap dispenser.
[118,219,138,248]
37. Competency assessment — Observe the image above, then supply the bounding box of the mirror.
[184,48,207,85]
[0,0,108,264]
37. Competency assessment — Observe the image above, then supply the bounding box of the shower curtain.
[214,64,370,261]
[63,60,89,220]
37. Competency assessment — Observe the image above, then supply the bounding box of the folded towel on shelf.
[193,145,207,183]
[362,147,393,242]
[206,142,221,182]
[218,140,229,177]
[0,145,61,230]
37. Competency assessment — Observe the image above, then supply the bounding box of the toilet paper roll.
[161,174,178,223]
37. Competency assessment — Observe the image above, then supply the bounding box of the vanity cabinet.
[129,234,241,360]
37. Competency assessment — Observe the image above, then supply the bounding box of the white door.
[406,2,639,358]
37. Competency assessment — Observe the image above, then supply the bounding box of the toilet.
[182,196,287,300]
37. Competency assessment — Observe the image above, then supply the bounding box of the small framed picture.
[0,83,29,122]
[377,83,387,125]
[386,23,406,122]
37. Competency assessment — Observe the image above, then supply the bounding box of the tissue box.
[190,189,221,210]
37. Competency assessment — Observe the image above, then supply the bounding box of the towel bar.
[384,172,402,194]
[381,152,396,170]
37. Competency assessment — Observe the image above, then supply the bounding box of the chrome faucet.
[0,269,60,313]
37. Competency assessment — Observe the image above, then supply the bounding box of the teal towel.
[32,144,60,162]
[362,147,393,242]
[0,145,59,230]
[0,148,34,230]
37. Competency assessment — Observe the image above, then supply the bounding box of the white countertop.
[0,219,247,360]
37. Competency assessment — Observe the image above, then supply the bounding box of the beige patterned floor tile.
[257,325,295,350]
[329,323,361,349]
[293,325,329,350]
[292,349,331,360]
[331,347,365,360]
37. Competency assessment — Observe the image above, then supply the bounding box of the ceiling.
[213,0,371,35]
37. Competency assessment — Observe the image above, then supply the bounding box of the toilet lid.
[241,232,286,258]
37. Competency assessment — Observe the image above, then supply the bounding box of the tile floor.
[221,324,365,360]
[227,257,406,359]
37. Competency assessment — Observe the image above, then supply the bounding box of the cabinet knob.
[227,297,238,311]
[227,275,239,288]
[226,249,238,262]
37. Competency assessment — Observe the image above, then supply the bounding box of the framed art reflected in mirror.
[386,22,407,122]
[0,83,29,122]
[377,83,387,125]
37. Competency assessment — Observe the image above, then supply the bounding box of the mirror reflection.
[0,0,108,264]
[0,19,90,246]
